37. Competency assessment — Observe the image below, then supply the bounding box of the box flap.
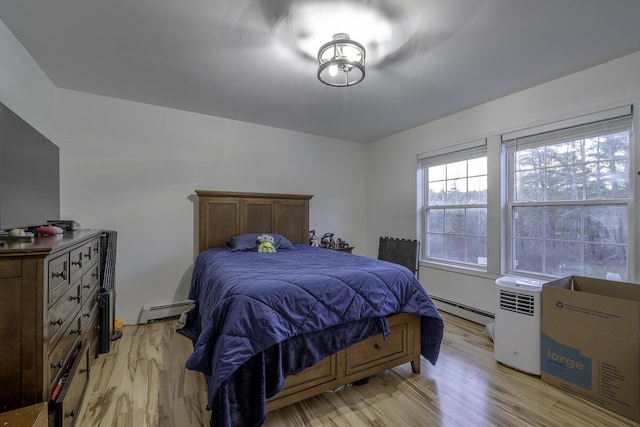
[573,276,640,303]
[543,277,639,340]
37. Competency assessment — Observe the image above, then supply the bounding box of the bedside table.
[324,246,354,254]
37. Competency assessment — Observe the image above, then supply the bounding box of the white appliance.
[494,275,546,375]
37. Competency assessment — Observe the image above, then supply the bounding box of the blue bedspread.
[179,245,444,426]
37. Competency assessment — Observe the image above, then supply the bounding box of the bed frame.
[195,190,422,411]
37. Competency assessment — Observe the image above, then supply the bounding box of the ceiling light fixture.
[317,33,366,87]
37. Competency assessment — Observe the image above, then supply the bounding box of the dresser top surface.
[0,229,102,257]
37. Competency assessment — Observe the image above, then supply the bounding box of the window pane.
[447,178,467,204]
[466,208,487,236]
[468,157,487,176]
[468,176,487,204]
[445,209,465,234]
[445,234,466,262]
[546,164,583,201]
[583,205,627,244]
[428,180,446,205]
[429,164,446,181]
[447,160,467,179]
[426,234,445,259]
[584,243,627,281]
[427,209,444,233]
[547,140,583,167]
[515,169,545,202]
[467,236,487,265]
[513,207,544,238]
[513,238,543,273]
[545,206,580,241]
[515,146,545,171]
[585,160,630,199]
[585,132,630,162]
[544,241,582,276]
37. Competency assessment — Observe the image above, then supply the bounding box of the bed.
[179,190,444,427]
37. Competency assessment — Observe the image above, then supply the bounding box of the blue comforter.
[179,245,443,426]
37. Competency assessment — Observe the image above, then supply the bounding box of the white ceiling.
[1,0,640,143]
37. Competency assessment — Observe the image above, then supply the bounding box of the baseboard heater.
[431,296,494,325]
[139,301,195,324]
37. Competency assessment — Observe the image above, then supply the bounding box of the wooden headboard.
[196,190,313,252]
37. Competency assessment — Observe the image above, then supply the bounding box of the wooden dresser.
[0,230,103,426]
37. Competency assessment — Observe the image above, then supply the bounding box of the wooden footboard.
[266,313,421,411]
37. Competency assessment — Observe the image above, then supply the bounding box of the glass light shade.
[317,33,365,87]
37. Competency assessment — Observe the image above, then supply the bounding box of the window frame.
[502,106,634,281]
[418,139,489,270]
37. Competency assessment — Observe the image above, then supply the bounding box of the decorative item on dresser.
[326,245,354,253]
[0,230,103,426]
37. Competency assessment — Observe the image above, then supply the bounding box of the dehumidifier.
[494,276,546,375]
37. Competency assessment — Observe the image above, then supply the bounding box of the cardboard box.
[541,276,640,423]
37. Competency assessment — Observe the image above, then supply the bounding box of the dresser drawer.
[69,239,100,286]
[80,302,99,337]
[48,314,82,389]
[344,316,412,376]
[52,341,90,427]
[48,254,69,305]
[49,283,82,347]
[84,238,100,269]
[80,293,96,327]
[86,306,100,359]
[68,246,84,285]
[80,264,100,305]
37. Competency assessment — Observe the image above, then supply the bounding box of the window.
[503,107,633,280]
[418,141,487,268]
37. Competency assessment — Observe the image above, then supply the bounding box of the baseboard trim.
[432,296,494,325]
[139,301,194,324]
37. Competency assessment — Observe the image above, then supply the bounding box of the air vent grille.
[499,289,535,316]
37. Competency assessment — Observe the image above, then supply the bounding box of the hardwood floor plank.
[77,312,639,427]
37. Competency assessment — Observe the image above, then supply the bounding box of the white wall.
[54,90,367,324]
[366,50,640,316]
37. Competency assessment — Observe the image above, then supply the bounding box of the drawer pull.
[83,312,91,318]
[72,259,82,267]
[70,295,81,302]
[83,284,91,289]
[51,270,67,279]
[70,328,82,335]
[65,409,77,418]
[51,360,64,369]
[84,252,92,260]
[374,343,382,350]
[51,318,64,326]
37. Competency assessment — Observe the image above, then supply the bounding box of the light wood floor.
[77,312,638,426]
